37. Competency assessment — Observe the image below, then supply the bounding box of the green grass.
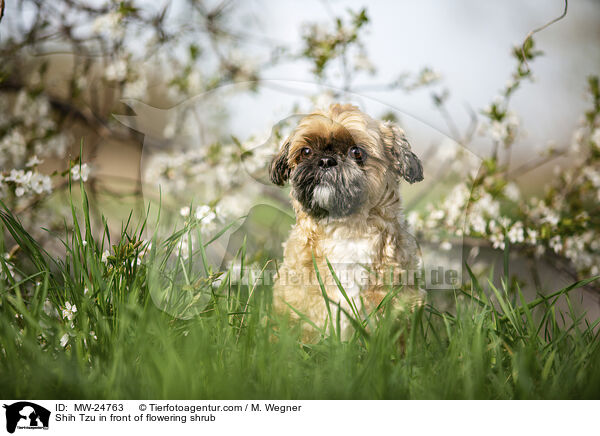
[1,186,600,399]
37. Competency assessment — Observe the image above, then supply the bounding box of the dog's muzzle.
[292,161,367,219]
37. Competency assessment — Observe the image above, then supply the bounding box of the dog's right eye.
[349,146,364,161]
[301,147,312,157]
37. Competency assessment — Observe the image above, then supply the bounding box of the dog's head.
[269,103,423,219]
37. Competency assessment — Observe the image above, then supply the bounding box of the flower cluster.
[2,168,52,197]
[144,129,275,228]
[71,164,91,182]
[301,8,372,84]
[0,91,71,202]
[410,74,600,278]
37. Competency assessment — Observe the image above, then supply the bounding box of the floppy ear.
[380,122,423,184]
[269,140,291,186]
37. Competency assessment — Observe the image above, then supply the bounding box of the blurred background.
[1,0,599,316]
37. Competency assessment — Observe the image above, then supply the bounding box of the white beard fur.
[311,184,334,209]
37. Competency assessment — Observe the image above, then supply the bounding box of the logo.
[2,402,50,433]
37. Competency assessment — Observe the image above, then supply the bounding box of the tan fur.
[271,104,424,342]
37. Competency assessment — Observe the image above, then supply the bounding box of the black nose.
[318,156,337,168]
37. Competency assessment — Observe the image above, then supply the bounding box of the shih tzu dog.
[269,103,424,341]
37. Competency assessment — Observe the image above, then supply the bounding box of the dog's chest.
[318,227,379,297]
[319,234,375,264]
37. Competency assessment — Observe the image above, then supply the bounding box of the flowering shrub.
[0,91,62,200]
[0,0,267,239]
[409,45,600,279]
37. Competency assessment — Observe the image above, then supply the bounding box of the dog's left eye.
[349,147,364,160]
[301,147,312,157]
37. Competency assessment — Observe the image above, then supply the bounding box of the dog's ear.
[380,122,423,184]
[269,140,291,186]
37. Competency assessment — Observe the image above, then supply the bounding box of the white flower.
[5,168,44,197]
[61,302,77,321]
[440,241,452,251]
[532,200,560,226]
[591,128,600,147]
[488,220,506,250]
[407,211,421,230]
[549,235,563,254]
[507,221,525,244]
[498,216,511,229]
[13,92,53,131]
[505,112,519,128]
[583,167,600,188]
[434,140,458,162]
[25,155,43,167]
[541,211,559,226]
[526,229,538,245]
[534,245,545,258]
[101,250,110,263]
[177,235,192,259]
[489,121,506,142]
[42,134,69,157]
[187,70,203,94]
[139,241,152,258]
[180,206,190,217]
[92,11,124,38]
[354,52,375,74]
[60,333,69,348]
[30,173,52,194]
[195,205,216,223]
[425,208,444,228]
[75,76,88,90]
[468,246,480,261]
[439,183,471,227]
[419,68,441,85]
[6,169,31,184]
[564,237,586,267]
[469,214,487,235]
[570,128,586,152]
[0,129,27,168]
[105,59,128,81]
[43,299,58,318]
[123,74,148,99]
[313,92,335,111]
[490,233,505,250]
[504,182,520,201]
[71,163,90,182]
[483,112,519,143]
[163,119,177,139]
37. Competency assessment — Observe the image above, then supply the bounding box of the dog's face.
[270,104,423,220]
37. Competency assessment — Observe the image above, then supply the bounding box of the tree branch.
[0,80,132,141]
[521,0,568,73]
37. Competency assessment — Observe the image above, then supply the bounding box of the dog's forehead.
[290,113,380,154]
[300,128,355,149]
